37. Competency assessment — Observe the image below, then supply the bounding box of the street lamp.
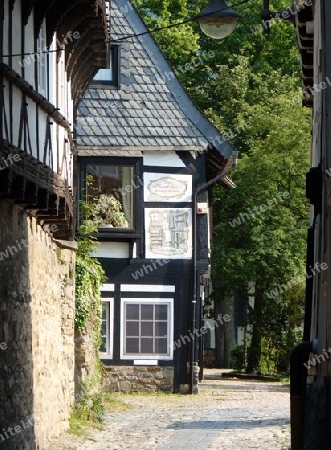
[195,0,297,40]
[195,0,241,39]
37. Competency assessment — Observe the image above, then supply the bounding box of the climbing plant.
[75,176,106,349]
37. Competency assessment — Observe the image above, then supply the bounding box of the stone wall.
[0,200,76,449]
[103,365,174,393]
[74,321,98,393]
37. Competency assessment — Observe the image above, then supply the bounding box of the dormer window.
[92,45,120,88]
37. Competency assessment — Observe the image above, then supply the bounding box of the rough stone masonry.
[0,200,76,449]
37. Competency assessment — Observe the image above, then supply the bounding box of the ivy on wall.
[75,176,107,349]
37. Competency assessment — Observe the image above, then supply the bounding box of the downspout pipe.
[190,153,238,394]
[290,340,317,450]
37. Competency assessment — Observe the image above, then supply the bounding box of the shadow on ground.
[167,417,290,430]
[201,381,289,393]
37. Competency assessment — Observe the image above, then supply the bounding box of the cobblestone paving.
[50,378,290,450]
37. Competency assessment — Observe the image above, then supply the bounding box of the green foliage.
[133,0,300,105]
[75,176,106,339]
[92,194,127,228]
[212,88,310,295]
[231,345,245,371]
[211,81,310,372]
[133,0,310,373]
[133,0,203,67]
[69,376,128,435]
[75,254,106,338]
[259,300,304,375]
[69,391,106,434]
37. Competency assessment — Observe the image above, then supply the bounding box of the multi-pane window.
[121,300,173,359]
[86,164,134,229]
[100,299,113,358]
[100,299,173,360]
[37,20,47,96]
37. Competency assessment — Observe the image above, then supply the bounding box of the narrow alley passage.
[50,377,290,450]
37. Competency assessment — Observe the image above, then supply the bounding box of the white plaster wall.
[92,242,130,258]
[2,0,9,66]
[11,0,22,74]
[24,12,36,89]
[2,78,10,141]
[143,152,187,168]
[1,3,75,188]
[11,85,22,149]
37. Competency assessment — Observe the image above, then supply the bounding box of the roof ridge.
[114,0,234,159]
[76,0,236,161]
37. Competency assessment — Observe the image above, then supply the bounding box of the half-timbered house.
[76,0,237,394]
[0,0,108,448]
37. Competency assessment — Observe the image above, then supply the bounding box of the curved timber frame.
[0,0,109,239]
[33,0,109,108]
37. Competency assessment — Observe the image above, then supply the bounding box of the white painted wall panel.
[3,0,9,66]
[121,285,175,292]
[29,103,38,158]
[143,152,186,168]
[1,0,76,191]
[49,37,56,108]
[11,0,22,74]
[11,85,21,148]
[57,125,65,173]
[3,79,10,141]
[38,109,47,163]
[100,284,115,291]
[92,242,130,258]
[24,14,36,88]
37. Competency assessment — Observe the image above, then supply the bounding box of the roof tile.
[76,0,230,155]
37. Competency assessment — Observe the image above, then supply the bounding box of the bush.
[231,345,245,371]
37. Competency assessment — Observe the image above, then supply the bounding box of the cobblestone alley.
[50,376,290,450]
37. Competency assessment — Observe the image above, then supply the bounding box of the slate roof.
[76,0,236,161]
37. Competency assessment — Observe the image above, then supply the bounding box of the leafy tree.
[133,0,311,372]
[133,0,203,67]
[211,83,310,371]
[133,0,300,104]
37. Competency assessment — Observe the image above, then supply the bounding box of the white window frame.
[100,298,114,359]
[37,20,47,96]
[120,298,174,360]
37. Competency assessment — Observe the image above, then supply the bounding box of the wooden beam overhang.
[206,145,226,178]
[23,0,109,105]
[206,145,236,189]
[0,140,74,239]
[72,49,105,109]
[296,2,314,107]
[60,16,109,108]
